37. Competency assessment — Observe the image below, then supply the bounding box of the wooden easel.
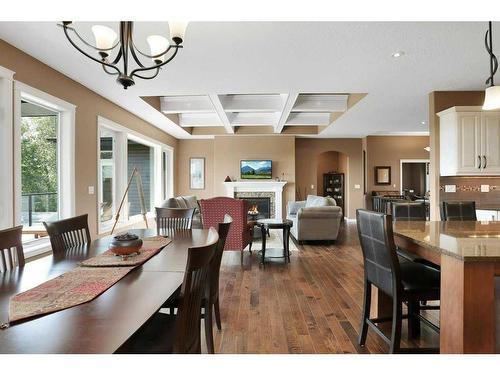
[110,167,149,234]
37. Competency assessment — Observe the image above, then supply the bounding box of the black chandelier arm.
[129,41,147,69]
[130,32,174,60]
[102,64,120,76]
[133,67,162,80]
[62,25,122,76]
[60,23,120,52]
[485,22,498,86]
[129,45,180,78]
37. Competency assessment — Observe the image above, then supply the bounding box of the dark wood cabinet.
[323,173,345,219]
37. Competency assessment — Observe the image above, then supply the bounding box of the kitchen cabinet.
[438,106,500,176]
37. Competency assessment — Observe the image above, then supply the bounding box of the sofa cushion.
[161,198,179,208]
[175,197,188,208]
[182,195,199,210]
[305,195,336,208]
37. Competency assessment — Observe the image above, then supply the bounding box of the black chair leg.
[214,297,222,330]
[204,303,215,354]
[407,300,421,339]
[389,298,402,354]
[358,280,371,346]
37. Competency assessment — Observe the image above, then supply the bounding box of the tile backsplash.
[440,176,500,209]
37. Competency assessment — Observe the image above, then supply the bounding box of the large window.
[20,101,59,241]
[97,117,173,234]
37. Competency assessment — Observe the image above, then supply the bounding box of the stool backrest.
[441,201,477,221]
[392,202,426,221]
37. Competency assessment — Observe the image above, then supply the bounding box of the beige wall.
[365,136,430,195]
[295,138,363,219]
[428,91,484,220]
[0,40,178,237]
[177,139,215,199]
[316,151,339,194]
[176,136,296,218]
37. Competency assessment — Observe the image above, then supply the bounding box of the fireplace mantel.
[223,181,287,219]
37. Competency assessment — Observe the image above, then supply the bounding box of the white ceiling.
[0,21,494,138]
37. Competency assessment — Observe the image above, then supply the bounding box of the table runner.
[5,235,172,325]
[80,236,172,267]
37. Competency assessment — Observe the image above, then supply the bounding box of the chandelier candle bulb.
[169,21,188,44]
[147,35,169,63]
[91,25,117,50]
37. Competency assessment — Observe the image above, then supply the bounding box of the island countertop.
[392,221,500,261]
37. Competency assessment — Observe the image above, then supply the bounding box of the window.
[20,101,59,242]
[97,116,173,234]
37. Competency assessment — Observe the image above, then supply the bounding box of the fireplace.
[240,197,271,220]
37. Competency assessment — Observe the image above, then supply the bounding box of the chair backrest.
[208,215,232,301]
[0,226,25,272]
[441,201,477,221]
[156,207,196,232]
[391,202,426,221]
[356,209,401,298]
[43,214,91,253]
[174,227,219,354]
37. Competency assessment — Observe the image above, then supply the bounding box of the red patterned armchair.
[200,197,253,254]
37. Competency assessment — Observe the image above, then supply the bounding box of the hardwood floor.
[212,221,439,354]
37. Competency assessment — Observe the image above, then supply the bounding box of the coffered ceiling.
[0,22,494,139]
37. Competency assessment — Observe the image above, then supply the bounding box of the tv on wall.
[240,160,272,179]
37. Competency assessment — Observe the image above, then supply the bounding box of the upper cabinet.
[438,106,500,176]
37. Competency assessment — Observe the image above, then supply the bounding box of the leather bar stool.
[441,201,477,221]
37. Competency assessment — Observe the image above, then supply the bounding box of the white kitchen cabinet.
[438,106,500,176]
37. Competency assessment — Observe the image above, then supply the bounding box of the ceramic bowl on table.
[109,233,143,256]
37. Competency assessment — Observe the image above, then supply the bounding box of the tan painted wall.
[176,139,215,199]
[295,138,363,219]
[428,91,484,220]
[365,136,430,195]
[0,40,178,237]
[176,136,296,218]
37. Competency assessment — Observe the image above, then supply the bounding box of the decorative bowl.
[109,233,143,256]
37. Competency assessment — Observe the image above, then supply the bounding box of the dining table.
[0,228,212,354]
[387,220,500,354]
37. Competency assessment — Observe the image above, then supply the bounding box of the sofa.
[286,194,343,243]
[160,195,203,229]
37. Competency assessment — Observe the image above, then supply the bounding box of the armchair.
[287,195,343,243]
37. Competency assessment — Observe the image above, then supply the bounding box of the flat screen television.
[240,160,272,179]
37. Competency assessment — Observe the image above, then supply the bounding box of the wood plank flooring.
[212,221,439,354]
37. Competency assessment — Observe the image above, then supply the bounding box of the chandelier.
[483,21,500,110]
[60,21,186,89]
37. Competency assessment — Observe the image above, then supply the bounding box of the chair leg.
[204,303,215,354]
[358,280,371,346]
[407,300,421,339]
[389,297,402,354]
[214,297,222,330]
[248,240,253,253]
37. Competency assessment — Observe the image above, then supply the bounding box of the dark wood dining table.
[0,228,211,354]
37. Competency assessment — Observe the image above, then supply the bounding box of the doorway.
[400,159,430,197]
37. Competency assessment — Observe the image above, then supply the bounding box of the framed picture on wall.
[190,157,205,190]
[375,166,391,185]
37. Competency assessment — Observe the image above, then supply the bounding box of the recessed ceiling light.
[392,51,405,58]
[421,121,426,125]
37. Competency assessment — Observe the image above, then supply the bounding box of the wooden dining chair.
[43,214,91,253]
[156,207,196,233]
[116,228,219,354]
[0,226,25,272]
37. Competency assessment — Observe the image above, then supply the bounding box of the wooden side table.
[257,219,293,264]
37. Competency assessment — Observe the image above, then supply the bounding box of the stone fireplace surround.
[223,181,287,220]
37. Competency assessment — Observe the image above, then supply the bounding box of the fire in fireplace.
[240,197,271,220]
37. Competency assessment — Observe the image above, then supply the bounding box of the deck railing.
[21,192,58,226]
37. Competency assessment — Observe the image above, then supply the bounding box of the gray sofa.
[160,195,203,229]
[286,194,343,243]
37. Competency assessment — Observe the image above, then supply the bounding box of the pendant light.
[483,22,500,110]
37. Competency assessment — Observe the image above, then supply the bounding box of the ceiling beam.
[209,94,234,134]
[274,92,298,133]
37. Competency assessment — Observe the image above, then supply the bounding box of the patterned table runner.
[8,267,132,323]
[5,236,172,325]
[80,236,172,267]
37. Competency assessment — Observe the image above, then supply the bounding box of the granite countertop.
[393,221,500,261]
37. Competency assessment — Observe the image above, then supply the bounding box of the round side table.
[256,218,293,264]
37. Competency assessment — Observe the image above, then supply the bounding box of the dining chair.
[43,214,91,253]
[155,207,196,232]
[356,209,440,353]
[161,214,233,354]
[391,202,426,222]
[0,226,25,272]
[441,201,477,221]
[116,227,219,354]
